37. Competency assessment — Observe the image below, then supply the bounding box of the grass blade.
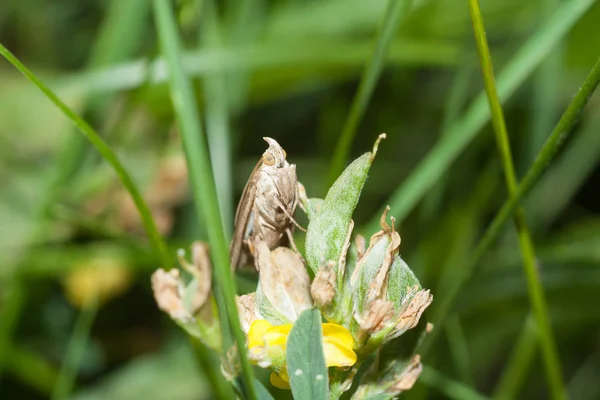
[493,315,538,400]
[422,54,600,356]
[468,1,565,398]
[420,365,490,400]
[524,0,562,169]
[0,278,27,383]
[0,43,171,269]
[445,316,474,386]
[327,0,411,185]
[51,297,99,400]
[200,0,234,239]
[150,1,257,399]
[365,0,597,235]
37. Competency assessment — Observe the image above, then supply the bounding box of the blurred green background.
[1,0,600,399]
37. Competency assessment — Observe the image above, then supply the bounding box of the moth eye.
[282,149,287,159]
[263,152,276,166]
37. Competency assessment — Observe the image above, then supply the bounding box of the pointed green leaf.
[305,135,384,274]
[254,379,275,400]
[286,309,329,400]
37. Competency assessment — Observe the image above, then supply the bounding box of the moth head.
[262,137,287,167]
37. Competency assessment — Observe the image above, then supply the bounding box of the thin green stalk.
[468,1,565,398]
[201,0,234,239]
[0,43,171,270]
[525,0,562,169]
[151,2,257,400]
[4,345,59,395]
[0,278,27,384]
[445,316,474,386]
[422,55,600,355]
[327,0,412,185]
[51,297,99,400]
[365,0,596,235]
[190,338,234,399]
[493,315,538,400]
[420,365,490,400]
[62,0,151,194]
[528,112,600,230]
[567,348,600,400]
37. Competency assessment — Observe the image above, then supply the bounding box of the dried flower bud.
[389,354,423,393]
[351,354,423,399]
[349,207,432,348]
[177,241,213,321]
[151,241,220,350]
[151,268,189,321]
[221,345,241,382]
[311,260,336,307]
[236,293,262,334]
[255,242,313,324]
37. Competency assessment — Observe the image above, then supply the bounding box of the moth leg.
[274,197,307,232]
[285,228,303,259]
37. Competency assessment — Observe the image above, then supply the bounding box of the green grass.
[151,0,257,398]
[468,0,565,397]
[1,0,600,399]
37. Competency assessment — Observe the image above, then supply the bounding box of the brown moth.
[230,137,300,270]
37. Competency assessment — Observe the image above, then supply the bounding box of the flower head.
[348,207,432,348]
[247,319,357,389]
[151,241,220,350]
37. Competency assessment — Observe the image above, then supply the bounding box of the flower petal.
[322,323,357,367]
[323,340,357,367]
[270,371,291,390]
[322,323,356,349]
[248,320,273,348]
[264,324,293,348]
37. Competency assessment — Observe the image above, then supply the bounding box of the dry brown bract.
[311,260,337,307]
[256,241,312,321]
[390,354,423,393]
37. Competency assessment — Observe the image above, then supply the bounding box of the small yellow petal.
[323,341,357,367]
[248,320,273,349]
[322,323,357,367]
[270,371,291,390]
[263,324,293,348]
[322,323,356,349]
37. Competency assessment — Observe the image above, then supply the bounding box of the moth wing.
[230,159,262,269]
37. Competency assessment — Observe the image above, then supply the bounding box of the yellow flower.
[248,319,357,389]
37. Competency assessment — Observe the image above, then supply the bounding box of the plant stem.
[51,296,99,400]
[328,0,412,186]
[151,1,257,399]
[365,0,596,235]
[422,54,600,356]
[493,315,538,400]
[0,43,171,270]
[420,365,491,400]
[468,1,565,397]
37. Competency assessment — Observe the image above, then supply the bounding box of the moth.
[230,137,302,270]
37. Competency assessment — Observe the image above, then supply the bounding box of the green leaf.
[255,284,291,326]
[286,309,329,400]
[305,198,324,221]
[305,135,384,274]
[386,256,420,305]
[254,379,275,400]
